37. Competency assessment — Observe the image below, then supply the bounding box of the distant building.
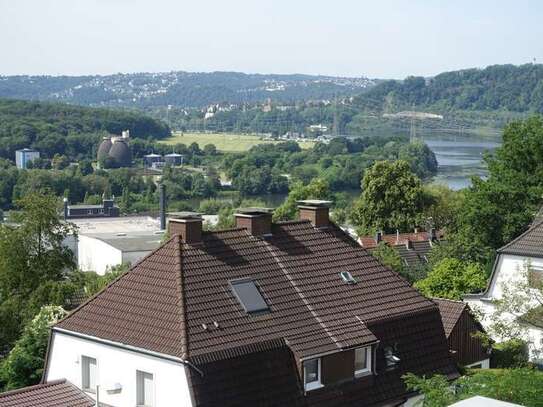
[144,153,163,168]
[359,229,443,270]
[63,197,120,219]
[15,148,40,169]
[164,152,183,166]
[97,130,132,168]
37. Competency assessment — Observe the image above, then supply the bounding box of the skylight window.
[229,279,269,314]
[340,271,357,284]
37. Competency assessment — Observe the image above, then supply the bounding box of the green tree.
[351,160,426,234]
[403,373,455,407]
[451,117,543,264]
[0,305,67,391]
[273,178,330,221]
[0,192,76,348]
[415,258,486,300]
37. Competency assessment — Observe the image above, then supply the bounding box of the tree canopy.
[351,160,426,234]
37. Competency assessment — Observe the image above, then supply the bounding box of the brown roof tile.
[433,298,467,337]
[58,221,437,361]
[55,220,456,406]
[0,379,94,407]
[498,220,543,257]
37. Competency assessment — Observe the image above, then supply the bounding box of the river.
[419,132,502,190]
[188,131,502,209]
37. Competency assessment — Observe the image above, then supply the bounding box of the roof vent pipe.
[297,200,332,228]
[63,197,69,221]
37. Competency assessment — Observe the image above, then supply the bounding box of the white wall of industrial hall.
[45,329,194,407]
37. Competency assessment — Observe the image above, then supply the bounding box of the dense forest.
[354,64,543,113]
[0,72,374,108]
[0,99,170,161]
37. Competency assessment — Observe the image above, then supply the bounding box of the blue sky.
[1,0,542,78]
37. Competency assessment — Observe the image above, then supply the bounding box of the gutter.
[51,327,204,377]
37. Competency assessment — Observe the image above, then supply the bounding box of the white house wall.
[46,330,194,407]
[465,253,543,364]
[78,235,123,275]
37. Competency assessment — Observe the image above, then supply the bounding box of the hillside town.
[3,2,543,407]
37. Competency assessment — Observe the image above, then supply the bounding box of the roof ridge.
[0,379,68,398]
[432,297,466,305]
[176,235,189,359]
[55,234,179,328]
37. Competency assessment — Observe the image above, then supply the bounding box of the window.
[340,271,357,284]
[354,347,372,377]
[136,370,154,407]
[384,346,401,370]
[303,358,322,391]
[81,356,97,393]
[229,279,269,314]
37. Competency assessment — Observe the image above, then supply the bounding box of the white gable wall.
[46,330,194,407]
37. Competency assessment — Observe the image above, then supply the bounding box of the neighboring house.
[434,298,491,368]
[359,229,443,270]
[464,220,543,365]
[45,202,458,407]
[0,379,94,407]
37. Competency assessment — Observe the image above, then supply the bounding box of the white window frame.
[136,369,155,407]
[303,358,323,391]
[81,355,98,394]
[354,346,372,377]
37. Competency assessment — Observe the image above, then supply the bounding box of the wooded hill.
[355,64,543,113]
[0,99,170,160]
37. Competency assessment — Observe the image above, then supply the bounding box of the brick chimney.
[235,208,273,236]
[168,212,202,244]
[297,200,332,228]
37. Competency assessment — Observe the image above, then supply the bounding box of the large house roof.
[54,218,456,406]
[498,219,543,257]
[0,379,94,407]
[57,220,438,361]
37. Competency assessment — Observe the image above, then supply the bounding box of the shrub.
[491,339,529,368]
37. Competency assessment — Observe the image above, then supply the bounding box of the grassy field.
[160,132,315,152]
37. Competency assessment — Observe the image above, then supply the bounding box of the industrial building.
[66,215,163,275]
[97,130,132,167]
[63,197,120,219]
[164,152,183,166]
[15,148,40,169]
[78,231,163,274]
